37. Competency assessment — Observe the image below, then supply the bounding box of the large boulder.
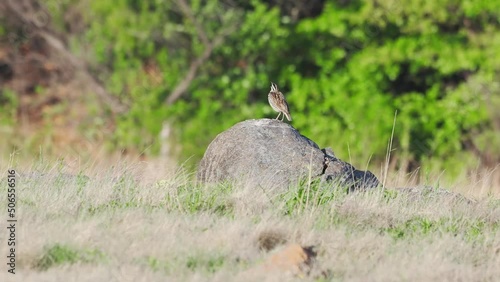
[197,119,379,191]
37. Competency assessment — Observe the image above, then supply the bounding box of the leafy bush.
[0,89,18,127]
[79,0,499,175]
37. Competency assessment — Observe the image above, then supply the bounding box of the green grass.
[35,244,107,271]
[136,252,229,274]
[0,159,499,281]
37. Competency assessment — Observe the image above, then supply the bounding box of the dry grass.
[0,156,499,282]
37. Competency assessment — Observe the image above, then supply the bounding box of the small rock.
[263,243,316,277]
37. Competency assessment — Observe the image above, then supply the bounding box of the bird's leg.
[275,112,281,120]
[280,113,285,121]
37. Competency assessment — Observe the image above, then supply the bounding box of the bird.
[268,82,292,121]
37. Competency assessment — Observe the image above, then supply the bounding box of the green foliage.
[139,252,228,275]
[163,181,235,216]
[384,217,438,239]
[290,0,498,173]
[81,0,500,174]
[85,174,234,216]
[281,179,345,216]
[35,244,106,270]
[0,89,18,127]
[381,212,499,241]
[186,253,226,273]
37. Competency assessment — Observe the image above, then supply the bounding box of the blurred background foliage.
[1,0,500,177]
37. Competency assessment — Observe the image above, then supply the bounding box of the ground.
[0,157,498,281]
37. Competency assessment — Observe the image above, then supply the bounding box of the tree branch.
[165,0,238,105]
[174,0,210,46]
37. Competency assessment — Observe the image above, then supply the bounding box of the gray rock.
[197,119,379,191]
[321,147,380,191]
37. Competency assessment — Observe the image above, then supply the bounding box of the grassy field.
[0,156,499,282]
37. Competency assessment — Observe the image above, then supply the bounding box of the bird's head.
[270,82,279,92]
